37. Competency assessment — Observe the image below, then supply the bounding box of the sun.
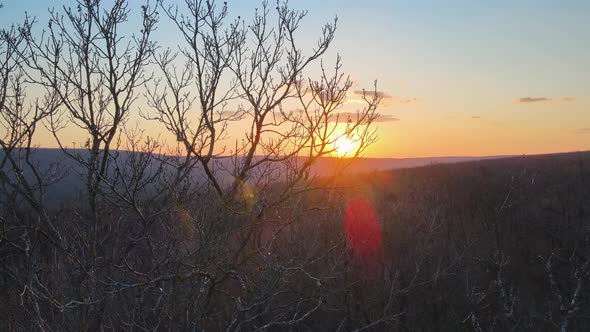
[333,135,359,157]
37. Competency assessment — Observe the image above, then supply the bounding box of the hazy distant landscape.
[0,148,512,204]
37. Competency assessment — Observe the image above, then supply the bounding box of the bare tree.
[22,0,158,214]
[0,21,59,216]
[0,1,392,330]
[147,0,380,205]
[7,1,162,329]
[132,1,385,330]
[0,19,70,331]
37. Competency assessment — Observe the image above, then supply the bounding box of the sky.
[1,0,589,158]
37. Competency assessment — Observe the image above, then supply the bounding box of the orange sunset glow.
[1,0,586,159]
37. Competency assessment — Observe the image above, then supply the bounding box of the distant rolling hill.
[307,155,514,176]
[1,148,515,205]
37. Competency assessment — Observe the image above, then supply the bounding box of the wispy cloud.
[353,90,392,99]
[328,112,399,123]
[399,97,419,104]
[515,96,576,104]
[516,97,551,104]
[350,90,419,106]
[374,115,401,123]
[472,116,481,119]
[576,128,590,134]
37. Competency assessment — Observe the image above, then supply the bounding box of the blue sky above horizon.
[1,0,588,157]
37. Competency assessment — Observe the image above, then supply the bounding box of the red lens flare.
[343,199,383,269]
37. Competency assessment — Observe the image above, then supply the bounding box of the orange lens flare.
[343,199,383,270]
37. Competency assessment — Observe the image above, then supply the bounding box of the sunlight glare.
[334,135,359,157]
